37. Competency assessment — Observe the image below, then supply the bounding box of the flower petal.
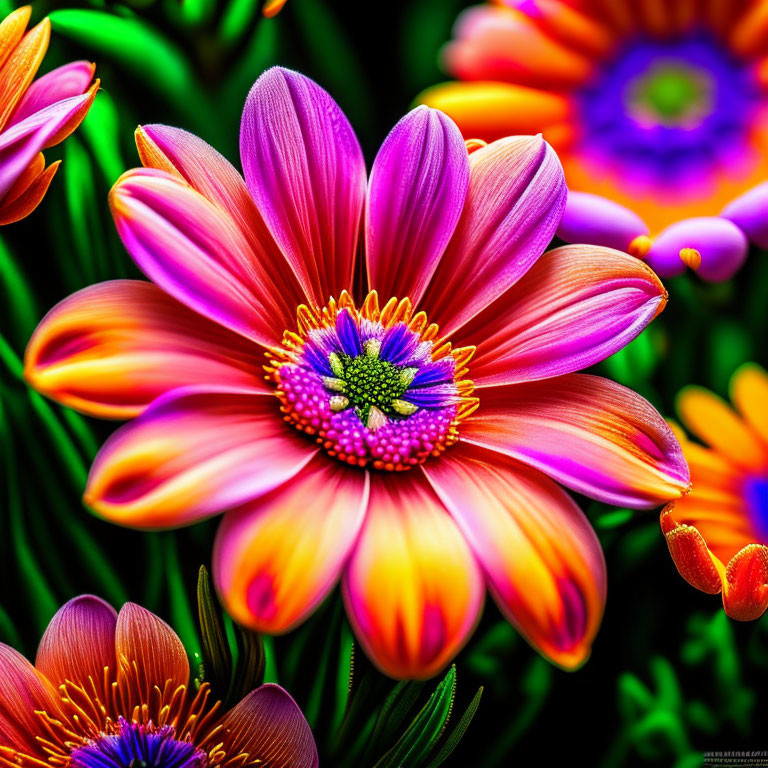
[721,182,768,249]
[443,5,596,88]
[731,362,768,446]
[556,192,649,252]
[342,472,484,679]
[219,684,318,768]
[677,385,768,473]
[365,106,469,305]
[214,455,369,633]
[135,124,306,322]
[115,602,189,708]
[85,387,316,528]
[462,374,690,508]
[25,280,266,419]
[0,17,49,130]
[661,505,724,594]
[0,644,62,754]
[645,216,749,282]
[453,244,666,386]
[35,595,117,699]
[10,60,95,126]
[422,135,566,336]
[0,7,31,73]
[240,67,366,304]
[722,544,768,621]
[0,154,57,224]
[417,80,573,145]
[0,85,96,201]
[110,168,291,347]
[423,443,606,669]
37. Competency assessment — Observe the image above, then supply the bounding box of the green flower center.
[323,340,417,428]
[627,61,713,126]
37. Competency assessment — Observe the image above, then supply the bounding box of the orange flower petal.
[342,472,484,679]
[0,7,31,72]
[115,602,189,709]
[731,363,768,447]
[417,80,573,146]
[35,595,117,701]
[0,156,57,224]
[661,505,724,594]
[722,544,768,621]
[677,386,768,473]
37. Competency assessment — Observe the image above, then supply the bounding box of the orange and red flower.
[419,0,768,282]
[0,595,317,768]
[0,6,97,225]
[25,67,690,679]
[662,363,768,620]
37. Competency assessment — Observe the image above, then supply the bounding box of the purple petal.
[335,309,362,356]
[422,135,567,336]
[556,191,648,251]
[219,684,318,768]
[646,216,749,282]
[365,106,469,304]
[721,182,768,250]
[381,323,418,364]
[240,67,366,305]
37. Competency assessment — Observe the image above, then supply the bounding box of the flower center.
[266,291,478,470]
[626,60,713,127]
[70,719,207,768]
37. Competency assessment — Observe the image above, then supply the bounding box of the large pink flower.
[25,67,690,679]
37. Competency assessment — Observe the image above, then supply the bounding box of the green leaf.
[231,622,266,701]
[196,565,233,696]
[49,10,205,121]
[425,686,483,768]
[374,666,457,768]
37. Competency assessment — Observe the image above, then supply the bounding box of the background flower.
[662,363,768,620]
[418,0,768,282]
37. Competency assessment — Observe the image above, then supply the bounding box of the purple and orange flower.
[25,67,690,678]
[0,6,97,225]
[0,595,317,768]
[419,0,768,282]
[662,363,768,621]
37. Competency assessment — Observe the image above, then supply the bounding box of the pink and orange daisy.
[419,0,768,282]
[0,6,97,225]
[25,67,690,678]
[0,595,317,768]
[662,363,768,621]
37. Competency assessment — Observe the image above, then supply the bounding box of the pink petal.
[556,191,648,251]
[424,443,606,669]
[721,182,768,250]
[462,374,690,508]
[645,216,749,282]
[109,168,292,347]
[365,106,469,304]
[85,387,316,528]
[35,595,117,698]
[25,280,267,419]
[240,67,366,305]
[421,135,566,336]
[0,87,95,200]
[342,472,484,679]
[219,684,318,768]
[214,455,368,633]
[136,124,306,321]
[454,245,667,385]
[10,60,95,126]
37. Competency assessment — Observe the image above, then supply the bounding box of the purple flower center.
[268,293,477,470]
[577,32,760,198]
[745,476,768,544]
[70,719,207,768]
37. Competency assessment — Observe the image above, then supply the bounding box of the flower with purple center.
[419,0,768,281]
